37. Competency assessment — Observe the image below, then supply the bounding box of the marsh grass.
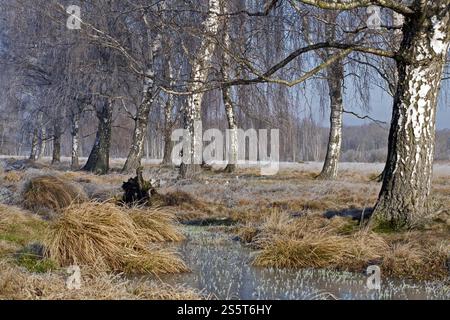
[129,206,185,242]
[15,253,58,273]
[22,175,88,216]
[1,171,24,183]
[0,260,202,300]
[380,239,449,280]
[0,205,58,272]
[44,201,188,274]
[252,210,449,280]
[160,190,232,223]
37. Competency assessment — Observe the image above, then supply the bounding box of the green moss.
[0,232,24,244]
[15,254,58,273]
[0,220,47,246]
[337,220,360,235]
[372,220,398,234]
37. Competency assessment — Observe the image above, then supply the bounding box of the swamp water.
[156,226,449,300]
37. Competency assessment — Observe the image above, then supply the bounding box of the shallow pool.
[157,227,449,300]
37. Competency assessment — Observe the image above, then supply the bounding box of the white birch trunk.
[37,126,46,159]
[71,111,80,170]
[163,61,174,165]
[319,60,344,179]
[29,128,39,161]
[373,3,450,229]
[222,21,238,173]
[180,0,221,178]
[122,21,162,173]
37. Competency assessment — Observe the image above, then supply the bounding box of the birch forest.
[0,0,449,302]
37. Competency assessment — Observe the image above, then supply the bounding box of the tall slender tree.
[318,13,345,179]
[293,0,450,228]
[180,0,221,178]
[221,4,238,173]
[122,4,163,173]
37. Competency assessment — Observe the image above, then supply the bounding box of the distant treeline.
[0,114,448,163]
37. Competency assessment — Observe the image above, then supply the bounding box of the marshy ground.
[0,157,449,300]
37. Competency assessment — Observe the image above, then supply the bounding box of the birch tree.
[374,1,450,228]
[122,5,163,173]
[318,58,344,179]
[316,13,345,179]
[180,0,221,178]
[70,107,81,169]
[162,61,176,166]
[221,5,238,173]
[293,0,450,228]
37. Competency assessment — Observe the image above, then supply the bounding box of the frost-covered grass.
[136,163,449,282]
[0,158,449,299]
[251,211,449,281]
[163,227,449,300]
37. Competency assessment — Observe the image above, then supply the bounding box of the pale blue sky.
[316,80,450,130]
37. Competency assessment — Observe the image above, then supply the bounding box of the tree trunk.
[30,112,43,161]
[318,60,344,179]
[29,127,39,161]
[71,111,80,170]
[51,122,62,164]
[162,61,174,166]
[180,0,220,178]
[121,167,156,206]
[223,85,238,173]
[373,4,450,229]
[122,24,161,173]
[82,100,112,175]
[180,97,203,178]
[122,94,152,173]
[162,96,173,165]
[37,126,46,160]
[221,13,238,174]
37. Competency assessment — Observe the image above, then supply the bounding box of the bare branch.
[295,0,414,15]
[343,109,387,126]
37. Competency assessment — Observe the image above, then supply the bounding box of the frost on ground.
[0,158,449,300]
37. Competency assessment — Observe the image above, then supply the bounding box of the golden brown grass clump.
[252,210,449,280]
[0,260,201,300]
[380,239,449,280]
[44,201,188,274]
[254,215,386,270]
[160,191,203,208]
[158,190,231,223]
[1,171,24,183]
[129,207,185,242]
[235,225,259,244]
[22,175,87,215]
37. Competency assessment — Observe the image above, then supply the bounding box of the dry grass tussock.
[160,190,205,209]
[254,211,386,270]
[22,175,88,216]
[44,201,188,274]
[0,260,202,300]
[159,190,231,223]
[380,238,449,280]
[1,171,24,183]
[253,210,449,280]
[129,206,185,242]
